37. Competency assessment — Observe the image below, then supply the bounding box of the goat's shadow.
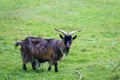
[13,67,48,74]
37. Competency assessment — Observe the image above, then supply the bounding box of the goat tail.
[15,41,23,49]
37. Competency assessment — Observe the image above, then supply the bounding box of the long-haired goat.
[15,29,80,72]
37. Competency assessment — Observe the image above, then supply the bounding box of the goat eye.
[65,41,67,45]
[64,40,67,45]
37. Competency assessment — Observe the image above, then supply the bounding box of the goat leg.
[48,63,52,71]
[31,60,36,70]
[48,60,53,71]
[23,64,26,70]
[33,60,41,69]
[54,62,58,72]
[35,60,41,68]
[23,60,27,70]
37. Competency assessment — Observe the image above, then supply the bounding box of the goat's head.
[55,29,81,54]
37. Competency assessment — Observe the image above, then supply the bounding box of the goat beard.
[65,47,70,56]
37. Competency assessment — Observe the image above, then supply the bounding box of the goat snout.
[66,42,71,49]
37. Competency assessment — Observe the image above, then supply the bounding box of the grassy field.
[0,0,120,80]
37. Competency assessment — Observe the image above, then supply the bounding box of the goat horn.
[69,30,81,35]
[55,29,67,35]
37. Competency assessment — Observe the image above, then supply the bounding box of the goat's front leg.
[31,60,36,70]
[54,62,58,72]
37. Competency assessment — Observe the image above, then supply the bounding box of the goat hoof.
[23,68,27,71]
[55,70,58,72]
[55,71,58,72]
[23,67,27,71]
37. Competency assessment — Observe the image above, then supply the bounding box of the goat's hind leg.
[48,61,52,71]
[32,60,41,70]
[23,60,27,70]
[35,60,41,68]
[23,64,26,70]
[48,65,52,71]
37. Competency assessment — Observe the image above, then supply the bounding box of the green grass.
[0,0,120,80]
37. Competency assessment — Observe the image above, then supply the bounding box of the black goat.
[15,29,80,72]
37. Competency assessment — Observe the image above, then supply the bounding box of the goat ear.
[73,35,77,40]
[59,34,64,39]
